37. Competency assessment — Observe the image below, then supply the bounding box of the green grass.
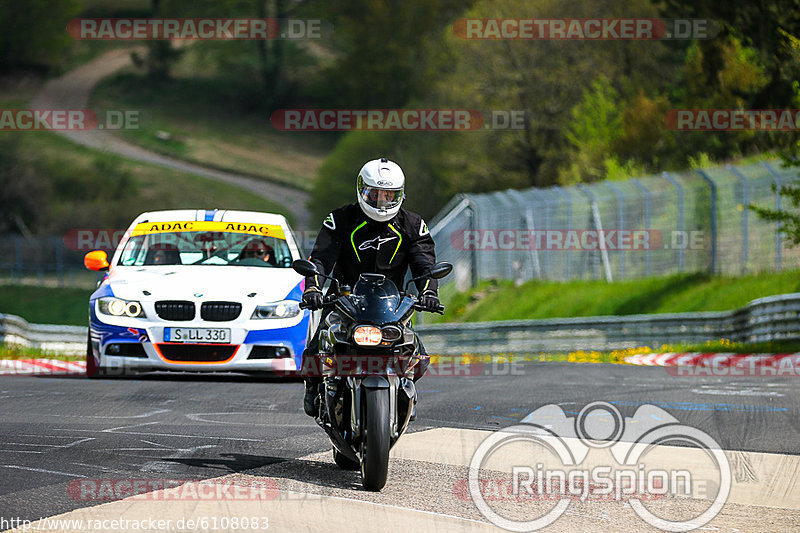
[0,344,83,361]
[665,340,800,354]
[91,68,335,190]
[0,285,90,325]
[433,270,800,323]
[18,131,292,228]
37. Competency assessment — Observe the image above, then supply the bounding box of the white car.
[83,209,310,377]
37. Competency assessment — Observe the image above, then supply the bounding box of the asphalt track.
[1,362,798,531]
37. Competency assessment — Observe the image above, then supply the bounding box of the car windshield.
[117,222,293,268]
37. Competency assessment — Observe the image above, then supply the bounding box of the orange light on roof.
[353,325,382,346]
[84,250,109,271]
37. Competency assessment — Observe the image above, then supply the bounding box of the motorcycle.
[292,259,452,491]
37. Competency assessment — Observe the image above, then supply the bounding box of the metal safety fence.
[417,292,800,355]
[429,160,800,291]
[4,291,798,356]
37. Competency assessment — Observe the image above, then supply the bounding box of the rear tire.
[360,388,390,491]
[333,447,359,470]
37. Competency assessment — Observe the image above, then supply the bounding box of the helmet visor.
[358,184,404,210]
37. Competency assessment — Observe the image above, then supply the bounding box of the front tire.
[85,333,103,379]
[360,388,390,491]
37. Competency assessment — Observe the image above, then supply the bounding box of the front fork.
[346,375,416,447]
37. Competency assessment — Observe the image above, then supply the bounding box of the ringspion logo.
[468,402,730,531]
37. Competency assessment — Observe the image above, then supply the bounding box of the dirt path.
[30,48,311,229]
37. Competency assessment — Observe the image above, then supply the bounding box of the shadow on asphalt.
[255,457,364,491]
[164,453,287,473]
[161,453,364,490]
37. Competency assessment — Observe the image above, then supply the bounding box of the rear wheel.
[333,447,359,470]
[360,388,390,491]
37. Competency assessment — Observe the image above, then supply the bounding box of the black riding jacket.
[305,204,438,296]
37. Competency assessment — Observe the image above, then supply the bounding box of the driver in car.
[238,239,276,266]
[300,157,440,416]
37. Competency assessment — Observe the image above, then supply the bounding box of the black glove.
[302,288,323,310]
[420,290,440,311]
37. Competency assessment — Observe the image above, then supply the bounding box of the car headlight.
[353,325,382,346]
[251,300,301,319]
[98,297,146,318]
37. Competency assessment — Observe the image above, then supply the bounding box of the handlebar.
[299,293,339,311]
[413,302,445,315]
[300,295,445,314]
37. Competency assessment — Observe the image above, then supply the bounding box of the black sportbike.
[292,259,452,491]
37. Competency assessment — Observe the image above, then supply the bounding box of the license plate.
[164,328,231,344]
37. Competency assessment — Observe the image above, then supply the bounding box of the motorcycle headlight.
[98,297,146,318]
[353,325,382,346]
[251,300,301,319]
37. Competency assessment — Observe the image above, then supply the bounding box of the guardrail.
[0,313,87,355]
[416,293,800,354]
[3,292,799,357]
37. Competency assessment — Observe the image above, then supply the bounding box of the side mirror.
[84,250,110,271]
[428,262,453,280]
[292,259,319,277]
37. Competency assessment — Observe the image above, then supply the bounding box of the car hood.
[104,266,303,303]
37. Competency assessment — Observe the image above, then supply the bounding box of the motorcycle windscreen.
[349,274,403,323]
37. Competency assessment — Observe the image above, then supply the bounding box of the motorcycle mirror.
[428,262,453,280]
[292,259,319,277]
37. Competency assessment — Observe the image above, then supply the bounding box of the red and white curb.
[624,352,800,367]
[0,359,86,376]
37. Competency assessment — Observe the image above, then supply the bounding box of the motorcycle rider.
[301,157,440,416]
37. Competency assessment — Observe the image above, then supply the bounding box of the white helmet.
[356,158,405,222]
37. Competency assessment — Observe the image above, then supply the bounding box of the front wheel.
[360,388,390,491]
[85,333,103,379]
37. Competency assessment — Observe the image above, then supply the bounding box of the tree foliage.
[0,0,81,71]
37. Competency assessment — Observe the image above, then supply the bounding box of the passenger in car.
[145,244,181,265]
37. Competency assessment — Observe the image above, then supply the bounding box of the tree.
[430,0,673,190]
[318,0,474,108]
[560,76,625,183]
[750,177,800,245]
[661,0,800,109]
[0,0,81,71]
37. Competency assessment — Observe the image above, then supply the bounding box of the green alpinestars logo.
[323,213,336,230]
[419,219,429,236]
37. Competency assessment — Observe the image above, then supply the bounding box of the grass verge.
[92,67,335,190]
[0,345,83,361]
[434,270,800,323]
[12,129,292,230]
[0,285,90,326]
[431,340,800,367]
